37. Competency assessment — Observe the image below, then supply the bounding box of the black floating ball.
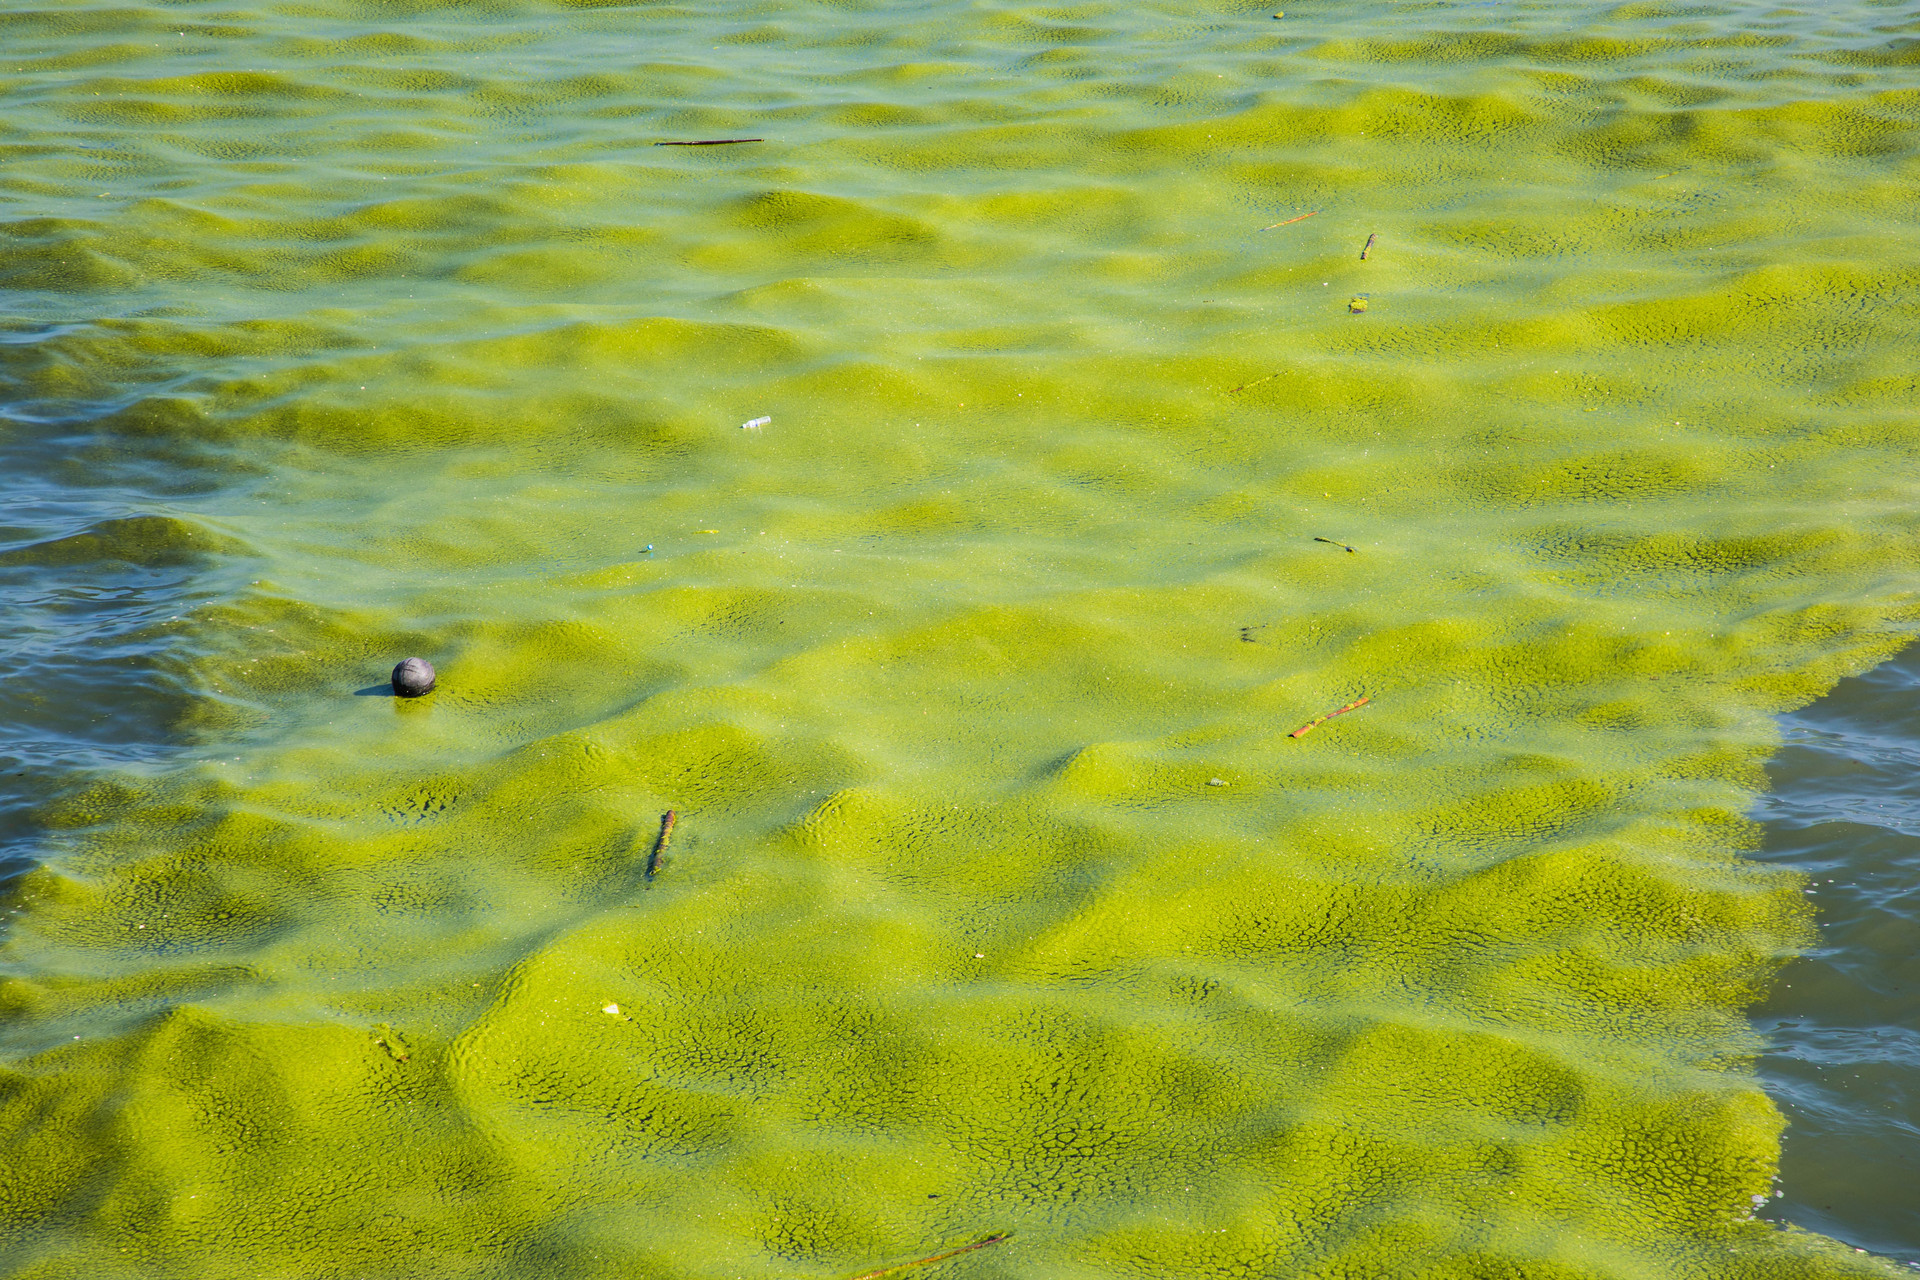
[391,657,436,698]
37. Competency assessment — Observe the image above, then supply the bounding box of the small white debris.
[1208,778,1227,787]
[603,1003,622,1017]
[741,416,770,430]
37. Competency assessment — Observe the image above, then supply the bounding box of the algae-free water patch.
[2,0,1919,1277]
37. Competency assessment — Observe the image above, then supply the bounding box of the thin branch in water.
[645,810,677,883]
[1261,210,1319,229]
[848,1233,1011,1280]
[1289,696,1370,739]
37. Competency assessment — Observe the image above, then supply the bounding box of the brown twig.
[1260,210,1319,230]
[1289,696,1370,739]
[848,1234,1010,1280]
[1314,536,1355,552]
[655,138,763,146]
[1360,232,1376,259]
[646,810,677,882]
[1228,372,1280,395]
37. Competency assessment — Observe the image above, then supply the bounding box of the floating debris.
[371,1024,411,1063]
[391,656,435,698]
[1208,778,1227,787]
[655,138,764,146]
[1228,372,1280,395]
[849,1233,1011,1280]
[1314,536,1355,552]
[1360,233,1377,260]
[1290,696,1370,739]
[742,416,770,430]
[1348,294,1370,314]
[646,809,677,883]
[1240,622,1270,643]
[1261,210,1319,230]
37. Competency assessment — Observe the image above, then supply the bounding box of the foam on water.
[2,0,1919,1276]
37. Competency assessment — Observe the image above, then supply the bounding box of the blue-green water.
[3,0,1920,1276]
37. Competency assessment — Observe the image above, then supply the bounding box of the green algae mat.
[3,0,1920,1276]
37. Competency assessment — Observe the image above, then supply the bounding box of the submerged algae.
[4,0,1920,1276]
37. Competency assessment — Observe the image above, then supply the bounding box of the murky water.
[3,1,1919,1276]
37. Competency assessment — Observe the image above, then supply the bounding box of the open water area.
[2,0,1919,1276]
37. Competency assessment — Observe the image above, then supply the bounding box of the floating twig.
[1360,233,1376,260]
[646,810,677,883]
[849,1233,1011,1280]
[1240,622,1270,643]
[1290,696,1369,739]
[1228,371,1281,395]
[1261,210,1319,230]
[1314,536,1355,553]
[655,138,764,146]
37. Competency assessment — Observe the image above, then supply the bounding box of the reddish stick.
[1289,696,1370,739]
[1261,210,1320,229]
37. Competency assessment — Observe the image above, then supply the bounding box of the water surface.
[3,1,1920,1277]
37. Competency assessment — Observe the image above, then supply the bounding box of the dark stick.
[654,138,764,146]
[646,810,677,882]
[849,1234,1011,1280]
[1314,536,1355,552]
[1360,233,1376,260]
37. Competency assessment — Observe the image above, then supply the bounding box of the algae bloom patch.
[1,0,1918,1277]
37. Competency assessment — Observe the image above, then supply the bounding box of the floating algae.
[371,1023,412,1063]
[2,0,1919,1278]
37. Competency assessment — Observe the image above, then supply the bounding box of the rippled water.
[4,1,1919,1276]
[1756,651,1920,1267]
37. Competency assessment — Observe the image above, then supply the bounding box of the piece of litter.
[642,544,653,553]
[603,1003,621,1016]
[741,416,770,430]
[1208,778,1227,787]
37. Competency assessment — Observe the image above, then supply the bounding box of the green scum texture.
[3,0,1920,1276]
